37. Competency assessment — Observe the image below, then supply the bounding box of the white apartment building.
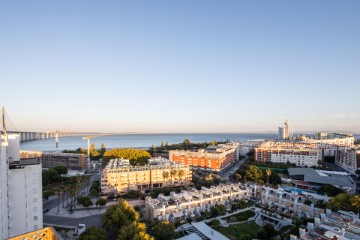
[144,182,330,222]
[0,134,43,239]
[255,141,323,167]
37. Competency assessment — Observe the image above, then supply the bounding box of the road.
[44,213,102,228]
[220,159,245,181]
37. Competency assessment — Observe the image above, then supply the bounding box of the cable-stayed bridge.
[1,131,118,142]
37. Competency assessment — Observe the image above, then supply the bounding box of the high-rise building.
[284,119,289,140]
[0,133,43,239]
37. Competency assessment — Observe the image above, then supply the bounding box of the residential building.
[1,134,43,239]
[288,168,356,194]
[254,141,323,167]
[278,120,290,140]
[145,183,252,221]
[144,182,329,222]
[335,147,360,174]
[101,158,192,195]
[305,132,355,147]
[169,144,238,172]
[42,152,86,170]
[290,209,360,240]
[20,151,87,170]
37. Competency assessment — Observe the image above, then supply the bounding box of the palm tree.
[55,187,64,213]
[171,169,178,188]
[68,182,79,213]
[266,169,272,185]
[178,170,186,185]
[162,171,170,187]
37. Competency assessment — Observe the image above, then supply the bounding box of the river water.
[20,133,276,151]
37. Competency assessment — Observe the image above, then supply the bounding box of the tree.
[149,220,176,240]
[239,234,251,240]
[328,193,352,212]
[89,189,99,197]
[317,184,345,197]
[43,190,55,200]
[100,143,106,153]
[95,198,107,211]
[245,165,263,183]
[171,169,178,186]
[78,196,93,207]
[182,139,191,150]
[101,199,139,232]
[265,169,271,184]
[178,170,186,184]
[257,224,276,240]
[162,171,170,186]
[210,205,226,217]
[78,226,108,240]
[54,187,64,213]
[352,195,360,213]
[118,222,153,240]
[53,165,68,175]
[103,148,151,165]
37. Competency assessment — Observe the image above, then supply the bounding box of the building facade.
[169,144,238,172]
[254,141,323,167]
[1,134,43,239]
[42,152,86,170]
[335,147,360,174]
[144,182,330,222]
[101,158,192,195]
[20,151,87,170]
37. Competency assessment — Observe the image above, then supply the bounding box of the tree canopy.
[103,148,151,165]
[77,226,108,240]
[118,222,153,240]
[101,199,139,232]
[149,220,176,240]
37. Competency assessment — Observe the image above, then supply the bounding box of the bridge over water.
[1,131,119,142]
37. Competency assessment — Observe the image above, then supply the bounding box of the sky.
[0,1,359,133]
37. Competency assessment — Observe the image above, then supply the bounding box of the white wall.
[8,164,43,237]
[7,134,20,163]
[0,136,9,239]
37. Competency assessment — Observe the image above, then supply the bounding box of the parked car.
[43,208,50,214]
[74,224,86,236]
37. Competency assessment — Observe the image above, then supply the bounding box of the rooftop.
[288,168,355,188]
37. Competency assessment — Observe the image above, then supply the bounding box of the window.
[34,225,38,230]
[33,189,38,193]
[33,198,37,203]
[34,216,38,220]
[33,207,38,212]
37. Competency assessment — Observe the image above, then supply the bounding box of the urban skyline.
[1,1,359,133]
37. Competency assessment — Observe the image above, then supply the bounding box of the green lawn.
[215,221,262,240]
[223,210,255,222]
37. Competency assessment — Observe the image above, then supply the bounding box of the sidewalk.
[45,199,145,218]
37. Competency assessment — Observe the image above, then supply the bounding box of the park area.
[215,221,262,240]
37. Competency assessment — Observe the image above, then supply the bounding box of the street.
[220,158,245,181]
[44,213,102,228]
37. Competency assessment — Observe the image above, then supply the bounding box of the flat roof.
[191,222,229,240]
[176,233,202,240]
[288,168,354,188]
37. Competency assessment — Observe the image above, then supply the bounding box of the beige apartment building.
[101,159,192,194]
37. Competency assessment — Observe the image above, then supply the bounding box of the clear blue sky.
[1,1,359,133]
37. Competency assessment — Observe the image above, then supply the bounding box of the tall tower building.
[0,133,43,239]
[284,119,289,140]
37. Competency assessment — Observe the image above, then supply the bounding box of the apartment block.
[101,158,192,194]
[335,147,360,174]
[1,134,43,239]
[254,141,323,167]
[169,144,238,172]
[20,151,86,170]
[145,182,330,223]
